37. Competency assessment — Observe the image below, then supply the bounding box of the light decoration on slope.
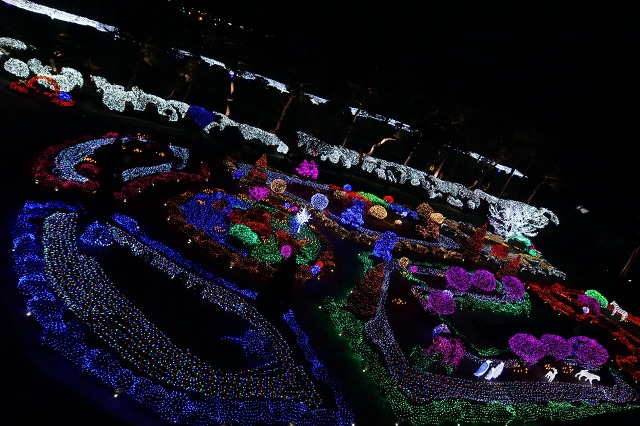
[171,190,332,279]
[424,335,466,370]
[310,193,329,211]
[368,204,388,219]
[372,231,398,261]
[339,199,366,228]
[32,132,209,200]
[509,333,608,369]
[445,266,472,291]
[185,105,216,129]
[280,244,292,258]
[389,202,419,220]
[12,200,352,425]
[248,185,270,202]
[282,310,354,423]
[79,221,113,247]
[467,150,527,177]
[585,289,609,308]
[470,269,497,291]
[501,275,525,300]
[2,22,559,230]
[111,212,257,299]
[527,281,640,382]
[204,113,289,153]
[269,178,287,194]
[292,208,311,234]
[338,254,640,421]
[426,289,457,314]
[296,130,559,221]
[541,334,573,361]
[121,163,172,182]
[234,160,461,262]
[358,191,390,207]
[324,287,640,424]
[8,74,76,106]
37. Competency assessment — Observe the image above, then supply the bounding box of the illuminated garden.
[3,2,640,426]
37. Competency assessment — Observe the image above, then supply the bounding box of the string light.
[0,36,27,52]
[3,5,629,420]
[3,26,560,237]
[12,200,352,425]
[3,57,30,77]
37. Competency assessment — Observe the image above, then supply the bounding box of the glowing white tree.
[293,208,312,233]
[488,200,559,238]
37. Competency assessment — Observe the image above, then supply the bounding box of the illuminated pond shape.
[12,200,353,426]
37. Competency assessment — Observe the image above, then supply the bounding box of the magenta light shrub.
[295,159,319,179]
[445,266,471,292]
[577,294,601,316]
[568,336,608,368]
[501,275,525,300]
[509,333,547,365]
[540,334,572,361]
[471,269,496,291]
[248,186,270,202]
[426,336,465,368]
[281,245,292,258]
[427,290,456,315]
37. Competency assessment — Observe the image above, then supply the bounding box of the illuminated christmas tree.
[462,222,488,262]
[345,263,385,319]
[255,153,268,170]
[495,255,522,280]
[416,219,440,240]
[243,154,268,186]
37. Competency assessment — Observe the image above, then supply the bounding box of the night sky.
[213,2,638,211]
[198,2,637,156]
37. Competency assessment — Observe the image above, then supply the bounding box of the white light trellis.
[26,58,84,92]
[0,37,28,54]
[3,57,30,78]
[3,57,84,92]
[205,114,289,154]
[92,76,189,121]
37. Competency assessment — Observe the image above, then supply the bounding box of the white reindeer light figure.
[545,367,558,383]
[575,369,600,385]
